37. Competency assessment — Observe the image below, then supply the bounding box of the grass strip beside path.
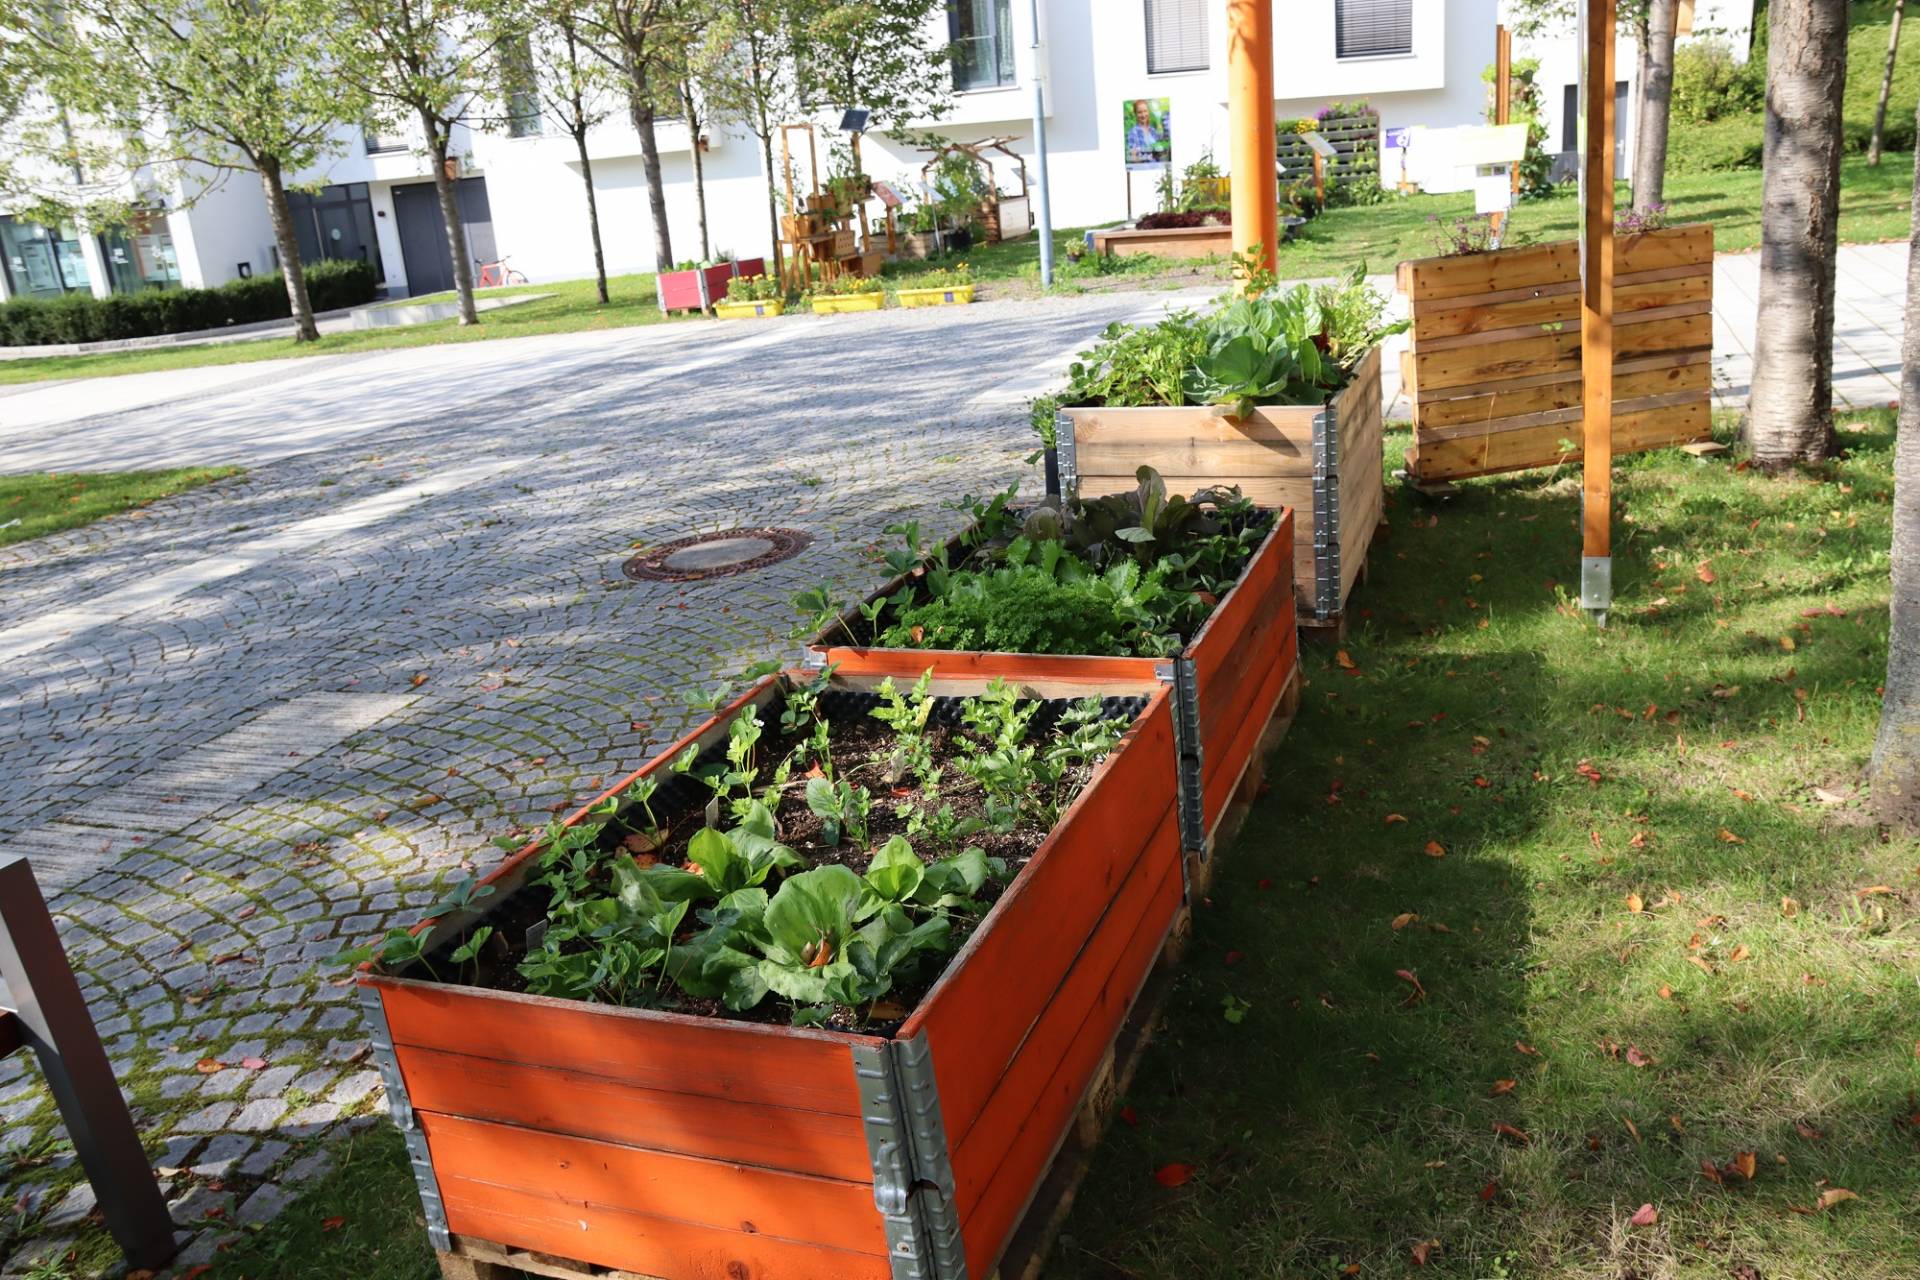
[0,467,240,549]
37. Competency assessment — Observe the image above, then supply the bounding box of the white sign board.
[1474,168,1514,214]
[1302,131,1340,160]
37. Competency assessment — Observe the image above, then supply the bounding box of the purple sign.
[1384,126,1413,150]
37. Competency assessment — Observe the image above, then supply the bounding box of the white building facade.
[0,0,1755,304]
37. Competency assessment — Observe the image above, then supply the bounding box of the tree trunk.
[257,158,319,343]
[1869,98,1920,827]
[423,115,478,325]
[685,81,711,261]
[1870,0,1906,166]
[1633,0,1678,209]
[1632,11,1651,190]
[1746,0,1848,468]
[573,125,609,305]
[626,60,673,270]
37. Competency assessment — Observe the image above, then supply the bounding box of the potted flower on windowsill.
[894,262,974,308]
[714,271,787,319]
[808,272,885,314]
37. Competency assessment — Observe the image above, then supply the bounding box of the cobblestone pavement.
[0,288,1208,1277]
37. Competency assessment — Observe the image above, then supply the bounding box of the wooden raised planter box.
[1090,223,1232,260]
[657,257,768,315]
[1058,345,1383,628]
[811,509,1298,860]
[1395,223,1713,483]
[361,666,1185,1280]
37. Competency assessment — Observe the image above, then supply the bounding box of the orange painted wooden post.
[1227,0,1277,283]
[1491,25,1513,242]
[1579,0,1617,623]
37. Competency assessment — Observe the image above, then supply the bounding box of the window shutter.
[1334,0,1413,58]
[1145,0,1208,74]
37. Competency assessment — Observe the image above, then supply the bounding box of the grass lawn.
[0,467,239,548]
[183,412,1915,1280]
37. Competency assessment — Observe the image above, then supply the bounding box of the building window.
[500,36,542,138]
[1334,0,1412,59]
[1145,0,1207,73]
[948,0,1014,90]
[287,182,386,284]
[364,128,406,154]
[99,210,180,294]
[0,216,90,299]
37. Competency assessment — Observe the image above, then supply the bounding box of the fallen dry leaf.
[1629,1203,1659,1227]
[1626,893,1645,914]
[1410,1239,1441,1266]
[321,1215,346,1232]
[1624,1116,1643,1145]
[1384,812,1409,825]
[1396,969,1428,1005]
[1816,1188,1859,1211]
[1729,944,1751,963]
[1717,828,1746,844]
[1490,1078,1517,1096]
[1335,649,1357,670]
[1153,1163,1195,1188]
[1391,912,1420,931]
[1625,1045,1655,1068]
[1696,562,1716,585]
[410,672,429,688]
[1781,896,1802,917]
[1514,1041,1540,1056]
[1857,885,1895,899]
[1422,839,1447,858]
[1658,983,1674,999]
[1731,1151,1757,1180]
[1812,786,1848,805]
[1794,1120,1823,1141]
[1478,1180,1498,1202]
[1492,1122,1530,1145]
[239,1056,268,1071]
[195,1058,224,1074]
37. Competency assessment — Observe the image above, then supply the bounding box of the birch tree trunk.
[1869,98,1920,828]
[1746,0,1847,468]
[423,113,478,325]
[1633,0,1677,209]
[257,157,320,343]
[573,125,610,305]
[1869,0,1905,166]
[685,81,711,262]
[626,60,673,270]
[761,131,782,275]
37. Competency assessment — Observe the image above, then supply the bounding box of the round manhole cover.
[623,527,813,582]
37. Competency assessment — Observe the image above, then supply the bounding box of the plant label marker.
[1578,0,1617,626]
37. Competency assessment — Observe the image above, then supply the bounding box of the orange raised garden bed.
[808,508,1298,859]
[358,666,1184,1280]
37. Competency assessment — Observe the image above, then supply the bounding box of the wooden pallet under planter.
[362,666,1188,1280]
[811,508,1299,860]
[1395,223,1714,484]
[1058,345,1383,628]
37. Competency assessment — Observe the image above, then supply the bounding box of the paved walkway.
[0,289,1203,1275]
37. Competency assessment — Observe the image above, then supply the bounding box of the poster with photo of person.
[1123,98,1172,171]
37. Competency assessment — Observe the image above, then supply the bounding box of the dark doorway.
[390,177,496,297]
[288,183,385,282]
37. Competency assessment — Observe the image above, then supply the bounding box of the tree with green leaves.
[493,2,619,302]
[332,0,517,325]
[3,0,361,340]
[794,0,952,133]
[696,0,807,270]
[580,0,685,270]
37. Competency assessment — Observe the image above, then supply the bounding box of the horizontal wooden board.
[438,1174,891,1280]
[1411,401,1711,482]
[425,1112,885,1253]
[1412,329,1580,392]
[1398,240,1578,303]
[396,1044,873,1183]
[1413,355,1710,430]
[959,854,1183,1277]
[903,693,1178,1143]
[374,978,869,1118]
[1617,223,1713,273]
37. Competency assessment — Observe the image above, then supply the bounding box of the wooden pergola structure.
[1226,0,1617,622]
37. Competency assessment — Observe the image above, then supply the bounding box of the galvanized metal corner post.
[1028,0,1054,287]
[1579,0,1617,625]
[1227,0,1277,286]
[0,856,177,1270]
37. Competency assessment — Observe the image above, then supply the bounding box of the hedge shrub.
[0,258,376,346]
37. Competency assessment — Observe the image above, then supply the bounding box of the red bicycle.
[475,255,528,288]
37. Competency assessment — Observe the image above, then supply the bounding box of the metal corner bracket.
[852,1032,968,1279]
[1055,414,1078,495]
[1580,555,1612,626]
[1311,407,1342,620]
[358,984,452,1251]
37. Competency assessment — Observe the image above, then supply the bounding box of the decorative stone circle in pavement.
[622,526,814,582]
[0,289,1199,1278]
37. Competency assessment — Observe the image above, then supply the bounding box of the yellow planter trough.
[713,298,785,319]
[895,283,976,308]
[810,291,886,314]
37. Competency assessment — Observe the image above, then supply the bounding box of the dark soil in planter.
[1134,209,1231,230]
[407,686,1146,1035]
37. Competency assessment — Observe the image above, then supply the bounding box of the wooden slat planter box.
[1395,224,1713,483]
[656,258,768,315]
[360,667,1186,1280]
[810,508,1299,860]
[1059,345,1383,628]
[1090,224,1232,260]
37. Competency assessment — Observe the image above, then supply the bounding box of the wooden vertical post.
[1579,0,1616,623]
[1227,0,1277,285]
[1492,24,1514,240]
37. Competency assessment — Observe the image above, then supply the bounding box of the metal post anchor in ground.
[0,855,178,1270]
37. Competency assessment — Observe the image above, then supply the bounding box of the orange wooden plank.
[958,854,1184,1277]
[374,978,871,1117]
[397,1044,873,1183]
[815,645,1159,685]
[425,1112,883,1254]
[1617,223,1712,273]
[901,692,1178,1141]
[949,807,1180,1216]
[1187,510,1291,696]
[1201,634,1298,829]
[1398,240,1578,303]
[439,1176,892,1280]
